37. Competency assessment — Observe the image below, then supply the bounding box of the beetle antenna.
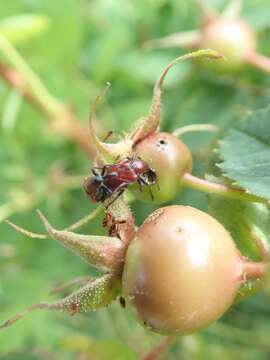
[92,168,99,176]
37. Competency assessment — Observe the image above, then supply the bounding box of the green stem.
[0,33,61,117]
[0,34,95,156]
[65,205,104,231]
[143,30,200,50]
[182,172,267,203]
[173,123,218,137]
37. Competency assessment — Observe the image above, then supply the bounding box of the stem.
[222,0,243,19]
[195,0,217,22]
[0,202,19,222]
[245,51,270,74]
[64,205,104,231]
[0,34,95,156]
[173,123,218,137]
[0,33,60,116]
[243,261,268,280]
[143,30,201,50]
[5,205,103,240]
[182,173,267,203]
[143,337,177,360]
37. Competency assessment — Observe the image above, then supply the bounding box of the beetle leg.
[101,165,108,176]
[91,167,103,176]
[137,176,154,201]
[100,185,112,202]
[0,274,120,330]
[105,188,126,209]
[137,178,144,192]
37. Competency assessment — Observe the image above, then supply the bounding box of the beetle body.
[83,156,157,203]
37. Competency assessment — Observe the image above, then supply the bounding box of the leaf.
[0,14,50,45]
[218,104,270,199]
[208,195,270,260]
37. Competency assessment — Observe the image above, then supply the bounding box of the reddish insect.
[83,156,158,204]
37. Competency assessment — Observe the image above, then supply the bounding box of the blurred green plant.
[1,1,270,359]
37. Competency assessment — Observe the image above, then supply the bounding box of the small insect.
[119,296,126,308]
[83,156,158,204]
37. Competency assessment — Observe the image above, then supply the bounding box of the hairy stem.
[182,173,267,204]
[243,261,268,280]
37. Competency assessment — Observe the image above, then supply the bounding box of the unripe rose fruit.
[200,18,256,72]
[133,132,192,203]
[122,205,243,335]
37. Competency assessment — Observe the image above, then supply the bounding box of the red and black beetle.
[83,156,158,204]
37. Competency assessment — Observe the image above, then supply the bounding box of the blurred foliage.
[1,0,270,359]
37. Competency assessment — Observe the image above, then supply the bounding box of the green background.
[1,0,270,358]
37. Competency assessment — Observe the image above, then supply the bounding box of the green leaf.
[208,195,270,260]
[218,104,270,199]
[0,14,50,45]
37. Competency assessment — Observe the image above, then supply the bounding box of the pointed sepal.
[88,84,132,163]
[0,274,120,329]
[37,210,125,272]
[130,49,222,145]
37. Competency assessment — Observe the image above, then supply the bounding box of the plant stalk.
[0,34,95,156]
[182,173,267,204]
[246,51,270,74]
[243,261,268,280]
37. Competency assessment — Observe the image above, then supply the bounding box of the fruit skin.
[200,18,256,72]
[133,132,192,203]
[122,205,243,335]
